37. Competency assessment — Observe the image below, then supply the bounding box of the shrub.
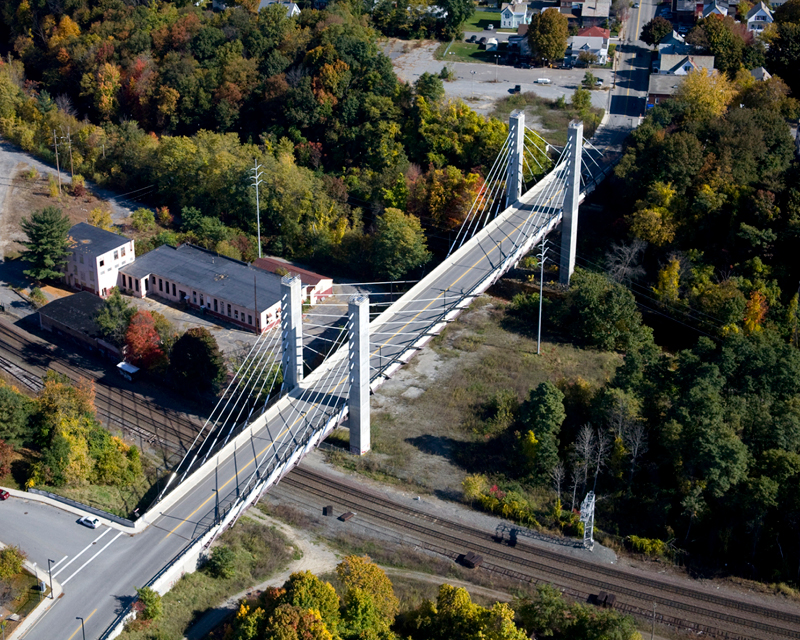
[626,535,669,558]
[88,207,113,231]
[134,586,163,620]
[131,208,155,232]
[156,206,173,227]
[206,545,237,579]
[70,174,86,197]
[48,174,60,198]
[29,287,47,308]
[0,546,26,579]
[24,167,39,181]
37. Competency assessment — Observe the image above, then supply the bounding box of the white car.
[79,516,100,529]
[633,2,639,7]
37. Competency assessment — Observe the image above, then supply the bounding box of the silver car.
[79,516,101,529]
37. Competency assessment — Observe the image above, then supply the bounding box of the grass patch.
[491,93,605,144]
[462,10,516,32]
[42,451,164,519]
[436,41,507,63]
[116,518,295,640]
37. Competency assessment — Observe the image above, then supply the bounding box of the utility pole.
[650,602,656,640]
[536,239,549,355]
[66,128,74,177]
[250,159,264,258]
[53,130,62,195]
[47,558,55,599]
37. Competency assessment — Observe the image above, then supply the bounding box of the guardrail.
[28,488,136,527]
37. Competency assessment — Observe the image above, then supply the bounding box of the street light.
[495,54,500,83]
[76,617,86,640]
[47,559,55,599]
[470,70,477,98]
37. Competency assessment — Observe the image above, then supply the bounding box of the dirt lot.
[328,293,621,499]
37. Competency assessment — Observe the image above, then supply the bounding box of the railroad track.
[282,467,800,640]
[0,319,201,453]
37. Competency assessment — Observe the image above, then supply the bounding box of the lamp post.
[250,159,264,258]
[76,617,86,640]
[47,559,55,599]
[495,54,500,83]
[536,239,549,355]
[470,70,477,98]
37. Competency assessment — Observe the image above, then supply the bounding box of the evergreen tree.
[519,382,566,480]
[20,206,72,281]
[170,327,226,396]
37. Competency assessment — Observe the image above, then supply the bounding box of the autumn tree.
[125,310,166,370]
[337,555,398,633]
[675,70,736,121]
[406,165,483,230]
[528,9,569,63]
[20,206,72,281]
[88,207,113,231]
[641,16,673,48]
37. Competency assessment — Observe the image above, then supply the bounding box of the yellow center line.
[67,609,97,640]
[373,187,565,352]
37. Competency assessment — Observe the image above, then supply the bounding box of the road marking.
[61,531,124,586]
[66,608,97,640]
[52,529,111,578]
[50,554,68,570]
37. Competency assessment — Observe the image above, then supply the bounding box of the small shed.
[38,291,121,360]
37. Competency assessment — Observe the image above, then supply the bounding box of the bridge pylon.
[281,275,304,390]
[559,120,583,286]
[348,295,370,455]
[506,110,525,208]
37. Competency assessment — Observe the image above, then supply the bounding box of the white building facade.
[501,3,531,28]
[66,223,135,298]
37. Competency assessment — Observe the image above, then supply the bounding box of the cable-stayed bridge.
[83,114,613,638]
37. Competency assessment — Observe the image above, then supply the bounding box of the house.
[580,0,611,27]
[38,291,121,359]
[508,24,533,57]
[65,223,135,298]
[501,3,532,28]
[673,0,703,22]
[750,66,772,81]
[119,244,284,333]
[213,0,300,16]
[746,2,773,32]
[658,30,692,55]
[656,53,715,74]
[252,257,333,305]
[577,25,611,39]
[702,0,728,17]
[567,35,609,64]
[647,74,684,108]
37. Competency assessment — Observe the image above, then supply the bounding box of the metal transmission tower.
[348,294,370,455]
[560,120,583,286]
[580,491,596,550]
[281,276,304,390]
[506,110,525,208]
[250,159,264,258]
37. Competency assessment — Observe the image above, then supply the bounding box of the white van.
[535,78,552,84]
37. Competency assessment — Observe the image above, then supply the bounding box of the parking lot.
[392,41,614,114]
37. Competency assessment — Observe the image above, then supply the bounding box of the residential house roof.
[577,26,610,38]
[581,0,611,18]
[702,0,728,17]
[69,222,130,259]
[120,244,283,312]
[569,35,609,53]
[501,2,529,14]
[659,53,715,74]
[750,66,772,81]
[252,257,331,288]
[516,23,530,36]
[674,0,699,13]
[746,1,771,18]
[648,74,684,97]
[38,291,106,339]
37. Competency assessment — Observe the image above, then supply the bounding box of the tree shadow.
[404,433,512,476]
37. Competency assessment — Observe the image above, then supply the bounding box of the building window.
[158,278,163,291]
[121,275,126,288]
[121,247,126,257]
[79,254,84,264]
[114,250,119,260]
[234,310,239,320]
[145,278,149,291]
[214,299,218,312]
[73,265,77,274]
[227,304,231,316]
[172,283,176,296]
[200,295,204,307]
[193,291,197,304]
[248,314,252,325]
[99,259,105,267]
[135,280,140,291]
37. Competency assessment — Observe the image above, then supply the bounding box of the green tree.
[767,22,800,98]
[135,586,163,621]
[640,16,673,48]
[282,571,341,633]
[336,556,398,630]
[528,9,569,63]
[20,206,72,281]
[414,72,445,103]
[96,288,135,347]
[170,327,226,396]
[206,545,237,579]
[571,87,592,112]
[88,207,113,231]
[371,207,431,280]
[0,386,33,446]
[131,208,155,232]
[437,0,476,39]
[519,382,566,480]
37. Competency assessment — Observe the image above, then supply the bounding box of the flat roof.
[70,222,130,258]
[38,291,106,338]
[648,74,683,96]
[120,244,283,312]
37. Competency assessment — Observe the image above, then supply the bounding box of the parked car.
[535,78,552,84]
[487,24,494,30]
[595,78,604,86]
[519,62,531,69]
[0,490,9,501]
[512,84,522,93]
[467,35,477,43]
[79,516,101,529]
[479,37,487,45]
[633,2,639,7]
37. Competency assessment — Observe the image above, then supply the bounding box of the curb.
[0,541,64,640]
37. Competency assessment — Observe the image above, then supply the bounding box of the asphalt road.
[0,11,656,640]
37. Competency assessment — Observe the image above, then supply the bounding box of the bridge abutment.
[506,110,525,208]
[348,294,370,455]
[559,120,583,286]
[281,275,304,390]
